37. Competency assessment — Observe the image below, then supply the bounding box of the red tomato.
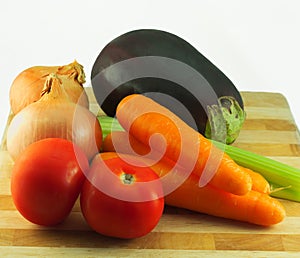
[11,138,89,226]
[80,153,164,239]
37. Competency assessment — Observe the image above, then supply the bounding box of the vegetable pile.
[101,94,286,226]
[8,61,164,239]
[6,31,300,239]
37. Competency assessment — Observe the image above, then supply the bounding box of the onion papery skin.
[7,101,102,161]
[9,61,89,114]
[7,75,101,161]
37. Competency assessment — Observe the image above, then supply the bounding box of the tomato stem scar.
[121,173,135,185]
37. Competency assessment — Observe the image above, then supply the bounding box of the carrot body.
[116,94,252,196]
[165,173,285,226]
[98,152,285,226]
[244,168,271,194]
[102,130,151,156]
[103,131,271,194]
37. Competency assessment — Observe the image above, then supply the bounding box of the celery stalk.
[269,183,300,202]
[97,116,124,139]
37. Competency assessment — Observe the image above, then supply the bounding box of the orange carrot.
[116,94,252,196]
[244,168,271,194]
[103,131,271,194]
[102,130,151,156]
[98,152,285,226]
[165,172,285,226]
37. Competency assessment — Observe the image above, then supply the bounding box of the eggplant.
[91,29,245,144]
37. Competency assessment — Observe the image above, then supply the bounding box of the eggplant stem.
[205,96,246,144]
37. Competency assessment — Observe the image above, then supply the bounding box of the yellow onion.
[9,60,89,114]
[7,73,102,161]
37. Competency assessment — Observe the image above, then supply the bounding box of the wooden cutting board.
[1,89,300,257]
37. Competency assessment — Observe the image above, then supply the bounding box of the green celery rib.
[271,189,300,202]
[270,183,300,202]
[97,116,124,139]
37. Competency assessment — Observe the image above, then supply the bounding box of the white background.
[1,0,300,138]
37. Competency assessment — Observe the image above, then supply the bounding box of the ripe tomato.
[80,152,164,239]
[11,138,89,226]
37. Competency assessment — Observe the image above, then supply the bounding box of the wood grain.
[1,89,300,257]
